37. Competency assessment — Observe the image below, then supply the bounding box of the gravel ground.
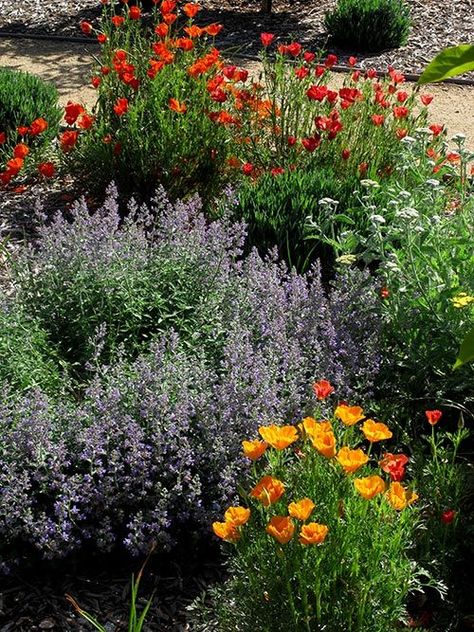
[0,0,473,77]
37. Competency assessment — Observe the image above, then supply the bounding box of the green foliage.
[418,44,474,84]
[0,302,61,394]
[0,68,61,149]
[192,405,420,631]
[454,327,474,369]
[324,0,411,52]
[235,167,360,270]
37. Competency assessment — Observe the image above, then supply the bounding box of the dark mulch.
[0,542,223,631]
[0,0,473,76]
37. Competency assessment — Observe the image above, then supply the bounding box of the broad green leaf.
[418,44,474,84]
[453,327,474,370]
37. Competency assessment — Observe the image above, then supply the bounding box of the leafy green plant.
[235,166,360,270]
[418,44,474,84]
[324,0,411,52]
[192,390,421,631]
[0,301,61,394]
[454,327,474,369]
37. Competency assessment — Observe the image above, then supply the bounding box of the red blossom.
[306,85,328,101]
[429,124,444,136]
[325,53,337,67]
[260,32,275,47]
[371,114,385,126]
[312,379,334,400]
[242,162,254,175]
[80,21,93,35]
[128,6,141,19]
[441,510,456,524]
[113,97,129,116]
[348,56,357,66]
[425,409,442,426]
[38,162,56,178]
[341,148,350,160]
[301,136,320,152]
[421,94,433,106]
[393,106,409,119]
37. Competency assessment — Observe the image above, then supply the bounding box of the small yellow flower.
[258,424,298,450]
[224,506,251,526]
[288,498,315,521]
[361,419,393,442]
[242,439,268,461]
[386,482,418,510]
[212,521,240,543]
[354,475,386,500]
[266,516,295,544]
[451,293,474,308]
[299,522,329,545]
[299,417,332,439]
[336,446,369,474]
[335,404,365,426]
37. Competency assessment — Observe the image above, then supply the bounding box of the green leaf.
[453,327,474,370]
[418,44,474,84]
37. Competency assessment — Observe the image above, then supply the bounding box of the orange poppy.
[354,475,386,500]
[258,424,298,450]
[212,521,240,542]
[386,482,418,510]
[183,2,200,18]
[224,506,251,526]
[336,447,369,474]
[242,439,267,461]
[250,475,285,506]
[335,404,365,426]
[288,498,315,521]
[361,419,392,443]
[169,98,187,113]
[299,522,328,545]
[311,430,336,459]
[266,516,294,544]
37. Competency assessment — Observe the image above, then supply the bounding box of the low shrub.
[191,392,421,631]
[0,187,382,566]
[324,0,411,52]
[234,166,360,271]
[0,69,61,183]
[0,302,61,394]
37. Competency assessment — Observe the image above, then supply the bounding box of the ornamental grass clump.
[196,383,420,631]
[0,187,382,567]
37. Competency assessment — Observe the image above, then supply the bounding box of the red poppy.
[429,124,444,136]
[13,143,29,159]
[295,66,309,80]
[307,85,328,101]
[366,68,377,79]
[205,23,223,37]
[301,136,320,152]
[441,509,456,524]
[184,25,203,37]
[260,32,275,47]
[341,148,350,160]
[348,56,357,66]
[129,6,141,19]
[325,53,337,68]
[97,33,107,44]
[371,114,385,126]
[379,453,408,482]
[183,2,201,18]
[38,162,56,178]
[395,128,408,140]
[17,126,29,136]
[380,286,389,299]
[161,0,176,13]
[359,162,368,176]
[304,51,315,63]
[351,70,360,81]
[235,69,248,82]
[397,90,408,103]
[420,94,433,106]
[393,106,409,119]
[113,97,129,116]
[6,157,24,174]
[425,410,442,426]
[80,21,93,35]
[155,23,168,37]
[162,13,177,25]
[287,135,296,146]
[91,77,101,88]
[111,15,125,26]
[60,130,79,152]
[64,101,85,126]
[315,65,325,77]
[242,162,254,175]
[312,379,334,400]
[0,131,6,144]
[271,167,285,176]
[210,88,227,103]
[78,113,94,130]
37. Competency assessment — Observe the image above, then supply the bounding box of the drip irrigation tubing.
[1,30,474,86]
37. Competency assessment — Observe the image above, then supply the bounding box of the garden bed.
[0,0,473,77]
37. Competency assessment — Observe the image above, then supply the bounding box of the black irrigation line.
[1,29,474,87]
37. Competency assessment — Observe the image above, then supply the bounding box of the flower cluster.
[213,381,418,552]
